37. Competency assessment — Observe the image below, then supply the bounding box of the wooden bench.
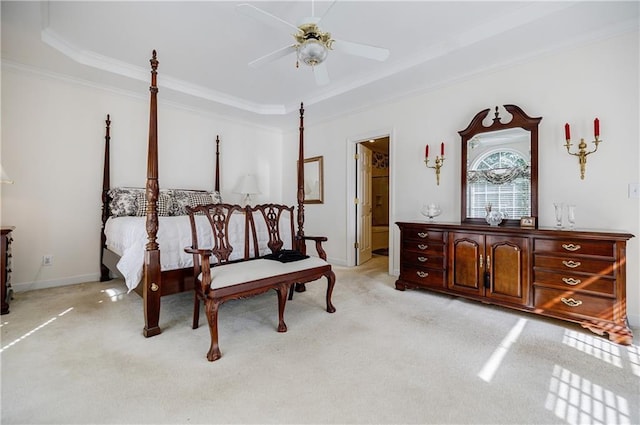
[185,203,336,361]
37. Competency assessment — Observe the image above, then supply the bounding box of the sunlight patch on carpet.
[545,365,630,425]
[0,307,73,353]
[563,329,623,368]
[477,317,527,383]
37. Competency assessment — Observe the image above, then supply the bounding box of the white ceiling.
[2,1,638,129]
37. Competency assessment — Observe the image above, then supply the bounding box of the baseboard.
[12,273,102,293]
[327,256,348,267]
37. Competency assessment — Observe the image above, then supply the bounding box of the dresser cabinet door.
[485,235,529,305]
[448,232,484,295]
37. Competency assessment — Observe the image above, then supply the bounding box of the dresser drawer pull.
[562,277,581,286]
[417,257,428,263]
[562,243,581,252]
[416,271,429,278]
[562,260,581,268]
[417,232,428,238]
[417,244,428,250]
[560,297,583,307]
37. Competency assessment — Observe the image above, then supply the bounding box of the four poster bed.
[100,51,319,337]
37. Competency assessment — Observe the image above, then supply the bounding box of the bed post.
[100,114,112,282]
[296,103,305,250]
[215,135,220,192]
[143,50,162,337]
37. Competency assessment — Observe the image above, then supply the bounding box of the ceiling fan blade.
[237,4,301,34]
[317,0,338,25]
[249,45,297,68]
[333,39,390,62]
[313,62,330,86]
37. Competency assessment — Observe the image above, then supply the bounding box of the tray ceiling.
[2,1,638,129]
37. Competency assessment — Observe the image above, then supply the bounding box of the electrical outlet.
[42,255,53,266]
[629,183,640,199]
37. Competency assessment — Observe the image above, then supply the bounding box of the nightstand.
[1,226,15,315]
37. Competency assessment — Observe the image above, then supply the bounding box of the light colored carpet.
[1,255,638,424]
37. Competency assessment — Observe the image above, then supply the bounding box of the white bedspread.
[105,213,292,291]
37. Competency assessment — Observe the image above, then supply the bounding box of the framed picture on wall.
[303,156,324,204]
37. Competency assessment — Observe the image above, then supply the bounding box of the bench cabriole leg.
[192,292,201,329]
[325,270,336,313]
[205,299,222,361]
[276,284,290,333]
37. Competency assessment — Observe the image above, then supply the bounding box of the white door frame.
[345,127,395,275]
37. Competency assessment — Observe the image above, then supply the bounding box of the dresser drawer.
[402,250,445,269]
[402,239,444,256]
[534,255,615,276]
[533,270,615,295]
[402,228,444,243]
[534,239,614,257]
[400,266,445,287]
[533,287,614,321]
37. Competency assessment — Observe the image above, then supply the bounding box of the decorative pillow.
[210,191,223,204]
[108,188,142,217]
[188,192,216,210]
[170,190,191,216]
[171,190,216,215]
[136,191,172,217]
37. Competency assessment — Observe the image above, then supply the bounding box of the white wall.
[2,31,638,327]
[1,65,282,291]
[285,32,640,326]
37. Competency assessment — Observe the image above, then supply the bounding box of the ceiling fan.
[237,2,390,86]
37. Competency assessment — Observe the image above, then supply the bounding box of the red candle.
[425,144,429,158]
[564,123,571,140]
[594,118,600,137]
[440,142,445,156]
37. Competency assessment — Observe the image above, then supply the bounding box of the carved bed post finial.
[215,135,220,192]
[297,102,305,243]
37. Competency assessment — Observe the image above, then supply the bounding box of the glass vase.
[554,203,563,229]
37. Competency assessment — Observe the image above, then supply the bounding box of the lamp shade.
[235,174,260,195]
[0,164,13,184]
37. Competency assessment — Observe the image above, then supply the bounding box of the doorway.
[355,137,390,267]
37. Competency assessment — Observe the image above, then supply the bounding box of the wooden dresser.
[396,222,634,344]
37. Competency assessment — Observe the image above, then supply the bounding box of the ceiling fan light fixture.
[297,39,329,66]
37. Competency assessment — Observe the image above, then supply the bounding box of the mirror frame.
[303,156,324,204]
[459,104,542,227]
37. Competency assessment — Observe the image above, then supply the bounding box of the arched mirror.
[460,104,542,227]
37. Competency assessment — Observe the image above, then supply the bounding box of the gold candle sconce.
[564,118,602,180]
[425,142,445,185]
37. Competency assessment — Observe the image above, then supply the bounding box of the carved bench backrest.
[248,204,296,257]
[186,203,248,267]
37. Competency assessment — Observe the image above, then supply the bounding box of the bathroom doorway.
[356,137,390,265]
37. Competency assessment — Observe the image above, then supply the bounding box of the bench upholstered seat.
[204,257,330,290]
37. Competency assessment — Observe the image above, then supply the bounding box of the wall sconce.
[234,174,260,206]
[564,118,601,180]
[424,142,445,185]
